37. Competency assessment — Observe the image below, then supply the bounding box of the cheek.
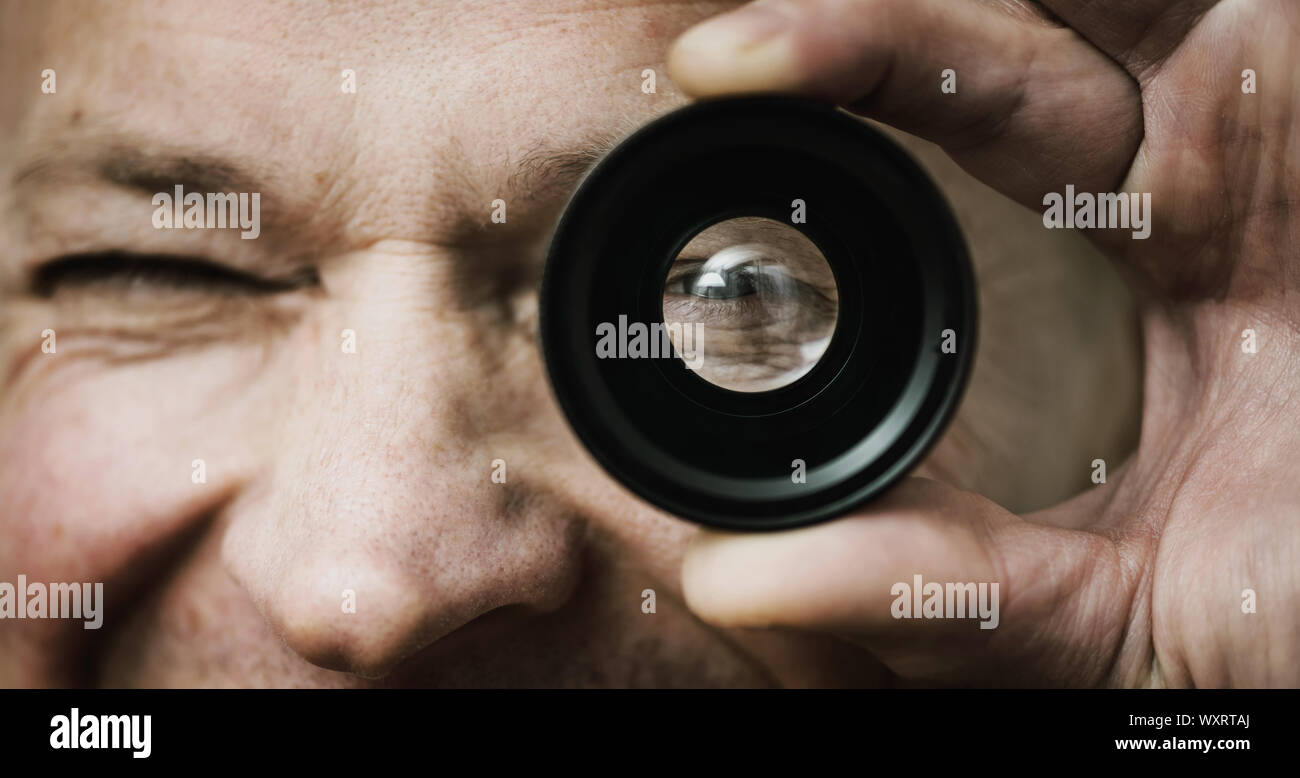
[0,343,281,578]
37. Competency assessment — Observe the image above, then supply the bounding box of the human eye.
[661,220,838,393]
[32,250,317,299]
[663,247,833,326]
[24,250,320,351]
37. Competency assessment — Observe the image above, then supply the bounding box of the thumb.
[666,0,1142,207]
[681,477,1141,686]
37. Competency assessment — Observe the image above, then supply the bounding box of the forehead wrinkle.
[343,95,660,247]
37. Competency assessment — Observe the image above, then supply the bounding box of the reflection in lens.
[661,217,838,393]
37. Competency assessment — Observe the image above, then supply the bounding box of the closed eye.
[32,251,319,297]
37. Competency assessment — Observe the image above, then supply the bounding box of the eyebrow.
[16,136,269,190]
[98,150,263,201]
[12,127,632,247]
[506,136,620,207]
[14,137,298,221]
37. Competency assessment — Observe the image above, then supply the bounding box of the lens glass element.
[660,217,838,393]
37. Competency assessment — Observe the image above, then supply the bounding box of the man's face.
[0,0,1139,687]
[0,0,888,686]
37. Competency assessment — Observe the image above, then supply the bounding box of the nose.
[220,246,582,678]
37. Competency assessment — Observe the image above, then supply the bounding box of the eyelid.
[665,255,771,284]
[678,225,837,293]
[665,256,707,285]
[32,250,319,297]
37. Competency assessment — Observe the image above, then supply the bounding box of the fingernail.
[669,1,800,93]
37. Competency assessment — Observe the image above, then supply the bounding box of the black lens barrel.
[540,96,976,530]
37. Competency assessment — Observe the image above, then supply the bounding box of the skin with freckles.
[0,0,1147,688]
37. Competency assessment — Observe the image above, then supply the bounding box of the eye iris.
[688,266,757,299]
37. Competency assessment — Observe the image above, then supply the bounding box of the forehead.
[2,0,732,246]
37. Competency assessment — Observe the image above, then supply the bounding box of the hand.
[667,0,1300,686]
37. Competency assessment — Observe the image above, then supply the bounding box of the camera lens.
[541,96,976,530]
[661,216,838,393]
